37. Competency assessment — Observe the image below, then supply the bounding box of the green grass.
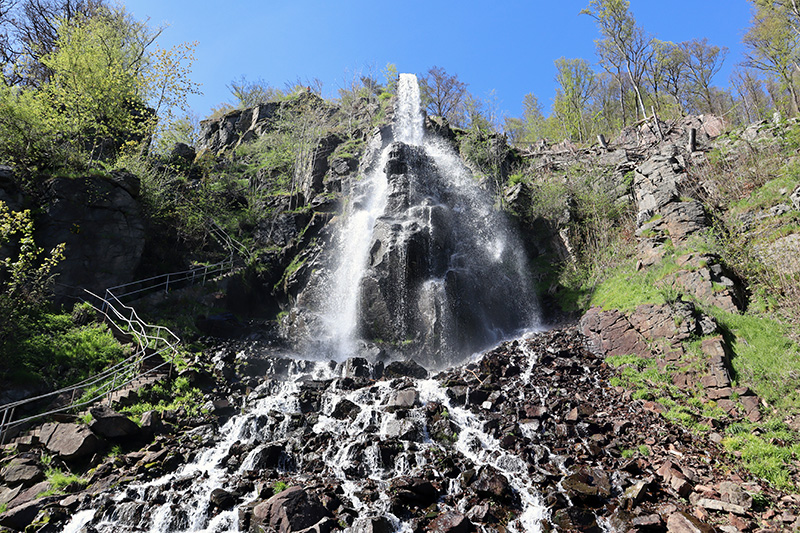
[723,429,800,490]
[711,309,800,411]
[588,259,682,312]
[120,376,206,421]
[0,308,126,387]
[272,481,289,495]
[36,467,88,497]
[729,172,800,215]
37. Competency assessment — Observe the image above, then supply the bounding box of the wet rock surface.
[5,327,793,533]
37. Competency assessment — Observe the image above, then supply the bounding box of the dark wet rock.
[471,466,515,505]
[351,516,394,533]
[383,359,428,379]
[210,488,236,509]
[330,399,362,420]
[551,506,600,532]
[342,357,373,379]
[562,466,612,504]
[89,405,141,439]
[250,486,334,533]
[389,476,439,510]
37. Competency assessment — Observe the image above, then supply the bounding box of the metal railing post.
[165,274,170,294]
[0,407,10,446]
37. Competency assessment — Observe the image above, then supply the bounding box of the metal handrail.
[105,256,236,303]
[0,220,248,444]
[0,293,181,445]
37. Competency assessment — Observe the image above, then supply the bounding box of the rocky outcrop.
[580,307,649,357]
[38,423,101,461]
[38,171,146,301]
[88,405,141,439]
[198,102,281,153]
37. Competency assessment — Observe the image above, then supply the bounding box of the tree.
[744,0,800,114]
[660,41,688,116]
[0,5,198,170]
[552,57,597,142]
[227,76,283,108]
[0,199,65,345]
[419,66,467,126]
[582,0,653,122]
[679,38,728,114]
[730,67,772,123]
[1,0,110,86]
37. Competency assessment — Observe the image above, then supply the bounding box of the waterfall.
[296,73,539,366]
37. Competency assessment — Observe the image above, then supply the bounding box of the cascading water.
[294,73,539,367]
[58,75,550,533]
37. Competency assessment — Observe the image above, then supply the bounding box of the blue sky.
[122,0,754,121]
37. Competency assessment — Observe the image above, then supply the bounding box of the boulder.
[666,511,714,533]
[210,488,236,509]
[330,399,362,420]
[39,423,101,461]
[580,307,649,357]
[472,466,515,504]
[383,360,428,379]
[386,388,420,410]
[89,405,140,439]
[351,516,394,533]
[428,511,473,533]
[389,477,439,508]
[250,486,334,533]
[0,458,45,487]
[0,498,49,530]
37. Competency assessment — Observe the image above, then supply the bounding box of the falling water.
[296,73,539,366]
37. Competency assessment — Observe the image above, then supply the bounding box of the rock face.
[355,141,536,365]
[580,307,649,357]
[38,172,146,300]
[198,102,282,153]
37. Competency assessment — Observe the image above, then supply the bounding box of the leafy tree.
[419,65,467,126]
[0,199,65,346]
[678,38,728,114]
[582,0,653,122]
[553,57,597,142]
[730,67,772,123]
[0,6,198,170]
[227,76,282,109]
[744,0,800,115]
[382,62,398,96]
[1,0,109,87]
[660,41,688,116]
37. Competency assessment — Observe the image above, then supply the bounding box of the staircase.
[0,221,249,446]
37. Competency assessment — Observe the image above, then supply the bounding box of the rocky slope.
[1,327,796,532]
